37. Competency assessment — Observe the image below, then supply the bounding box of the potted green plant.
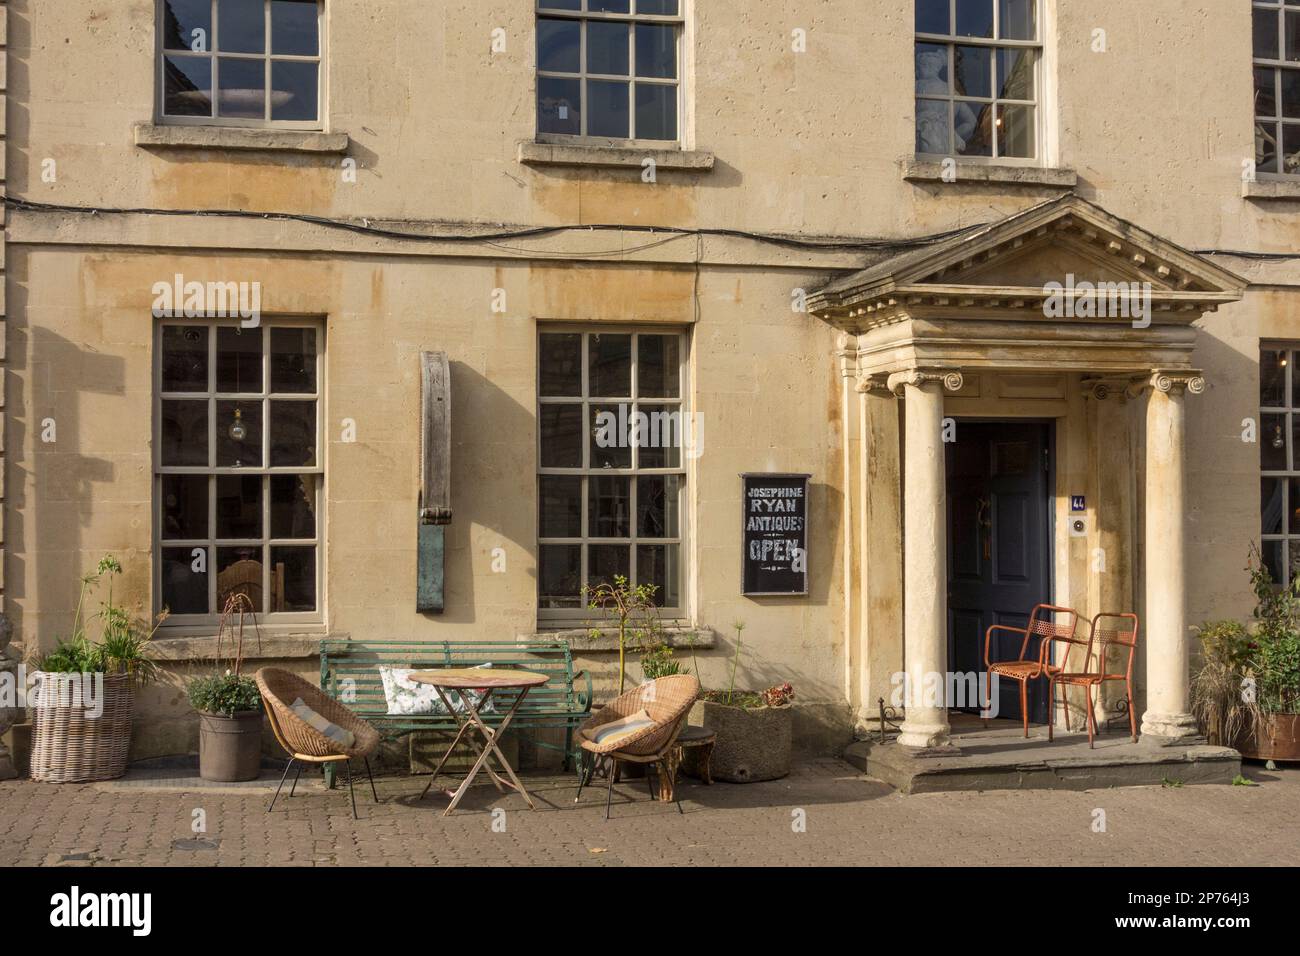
[188,594,265,782]
[1192,547,1300,761]
[690,621,795,782]
[29,556,164,783]
[584,575,663,696]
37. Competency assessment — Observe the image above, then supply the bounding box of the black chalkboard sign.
[741,473,810,596]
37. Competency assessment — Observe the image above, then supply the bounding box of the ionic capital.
[1128,369,1207,399]
[886,368,964,397]
[855,373,893,395]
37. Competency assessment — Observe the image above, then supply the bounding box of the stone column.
[888,369,963,750]
[1139,370,1204,742]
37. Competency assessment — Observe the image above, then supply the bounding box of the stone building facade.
[1,1,1297,767]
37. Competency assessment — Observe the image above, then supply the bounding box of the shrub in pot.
[30,556,163,783]
[188,672,263,782]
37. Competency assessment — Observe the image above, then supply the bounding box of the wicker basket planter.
[30,673,134,783]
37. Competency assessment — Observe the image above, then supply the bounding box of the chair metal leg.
[574,752,595,804]
[1047,680,1056,742]
[1127,679,1138,743]
[289,762,303,798]
[364,757,379,803]
[268,757,295,813]
[1085,685,1098,749]
[645,765,657,800]
[1020,681,1029,738]
[344,760,358,819]
[605,757,616,821]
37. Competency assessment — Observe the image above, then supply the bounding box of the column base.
[897,717,953,752]
[1140,711,1202,745]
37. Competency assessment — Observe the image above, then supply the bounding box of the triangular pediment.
[807,195,1247,327]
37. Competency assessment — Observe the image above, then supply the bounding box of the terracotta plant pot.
[198,710,264,782]
[690,699,792,783]
[1235,713,1300,763]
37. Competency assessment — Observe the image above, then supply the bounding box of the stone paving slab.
[1,759,1297,867]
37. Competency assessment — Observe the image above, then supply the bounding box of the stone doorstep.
[844,736,1242,795]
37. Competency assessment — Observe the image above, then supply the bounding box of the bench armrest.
[572,670,593,712]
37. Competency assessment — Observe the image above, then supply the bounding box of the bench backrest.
[320,640,585,717]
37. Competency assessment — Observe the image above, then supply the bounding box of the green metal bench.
[319,639,592,788]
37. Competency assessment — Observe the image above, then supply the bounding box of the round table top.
[408,667,550,690]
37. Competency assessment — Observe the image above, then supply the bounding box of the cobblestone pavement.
[2,760,1297,867]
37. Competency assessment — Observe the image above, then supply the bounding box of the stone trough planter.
[690,699,792,783]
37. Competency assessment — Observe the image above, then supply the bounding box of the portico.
[810,195,1247,751]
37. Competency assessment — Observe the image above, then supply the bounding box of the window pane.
[1258,120,1280,173]
[270,546,316,611]
[634,83,677,140]
[956,100,993,155]
[163,55,213,116]
[637,474,679,537]
[540,0,582,9]
[216,474,263,539]
[955,0,994,38]
[271,475,317,538]
[538,18,581,73]
[590,0,631,12]
[217,56,267,119]
[161,400,209,466]
[270,401,317,467]
[635,24,676,79]
[916,43,949,94]
[270,327,317,393]
[637,335,680,397]
[538,76,582,134]
[1263,539,1285,586]
[589,544,631,589]
[1258,68,1279,118]
[216,400,263,467]
[638,405,682,468]
[541,404,583,468]
[163,0,213,51]
[540,333,582,396]
[998,47,1034,100]
[1264,478,1285,534]
[162,547,209,614]
[954,45,992,98]
[1263,412,1288,470]
[216,326,263,393]
[916,99,951,154]
[217,546,264,612]
[591,404,633,468]
[588,21,630,76]
[588,79,630,137]
[161,326,208,392]
[540,476,582,537]
[999,0,1035,40]
[271,0,318,56]
[589,476,631,537]
[637,544,679,607]
[162,475,209,540]
[590,333,632,395]
[998,104,1035,158]
[1286,123,1300,174]
[637,0,678,14]
[1289,478,1300,534]
[1256,7,1281,60]
[1283,69,1300,118]
[271,60,318,121]
[218,0,266,53]
[1288,11,1300,61]
[1263,348,1287,405]
[916,0,950,34]
[539,544,582,608]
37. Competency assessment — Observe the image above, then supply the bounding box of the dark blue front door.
[946,421,1053,724]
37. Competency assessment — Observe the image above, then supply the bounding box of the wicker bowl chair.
[255,667,382,819]
[574,674,700,819]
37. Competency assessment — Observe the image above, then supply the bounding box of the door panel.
[946,422,1052,724]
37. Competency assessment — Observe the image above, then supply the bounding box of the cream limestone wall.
[6,0,1300,756]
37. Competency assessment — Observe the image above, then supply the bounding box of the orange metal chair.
[1048,612,1139,748]
[983,604,1080,738]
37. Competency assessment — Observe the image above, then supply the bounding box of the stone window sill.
[527,626,716,653]
[1243,178,1300,201]
[134,122,349,155]
[903,159,1078,188]
[145,630,344,662]
[518,140,715,172]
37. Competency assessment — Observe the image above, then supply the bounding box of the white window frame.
[914,0,1044,166]
[1260,343,1300,584]
[537,326,689,623]
[155,0,326,130]
[153,317,325,628]
[535,0,685,147]
[1253,0,1300,179]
